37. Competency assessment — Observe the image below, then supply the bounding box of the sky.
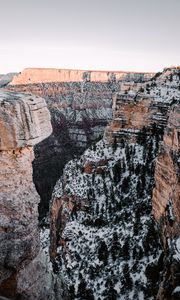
[0,0,179,73]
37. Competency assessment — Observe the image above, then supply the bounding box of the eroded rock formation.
[0,91,58,299]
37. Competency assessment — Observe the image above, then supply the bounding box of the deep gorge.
[0,67,180,299]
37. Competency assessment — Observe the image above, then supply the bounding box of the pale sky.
[0,0,179,73]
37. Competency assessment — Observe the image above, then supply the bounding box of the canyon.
[7,68,154,218]
[0,67,180,299]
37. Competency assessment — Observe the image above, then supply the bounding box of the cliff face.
[0,91,56,299]
[105,67,180,144]
[152,104,180,299]
[105,94,169,144]
[10,68,154,85]
[153,105,180,228]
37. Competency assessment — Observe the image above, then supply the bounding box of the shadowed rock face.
[0,91,56,299]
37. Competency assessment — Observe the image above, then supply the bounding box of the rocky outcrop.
[0,91,56,299]
[105,93,169,143]
[10,68,154,85]
[0,91,52,150]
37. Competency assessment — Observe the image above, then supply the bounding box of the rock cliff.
[0,91,57,299]
[10,68,154,85]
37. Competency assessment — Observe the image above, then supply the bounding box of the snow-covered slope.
[50,136,162,299]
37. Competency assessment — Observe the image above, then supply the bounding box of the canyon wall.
[49,67,180,299]
[0,91,58,299]
[10,68,154,85]
[152,104,180,300]
[153,104,180,230]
